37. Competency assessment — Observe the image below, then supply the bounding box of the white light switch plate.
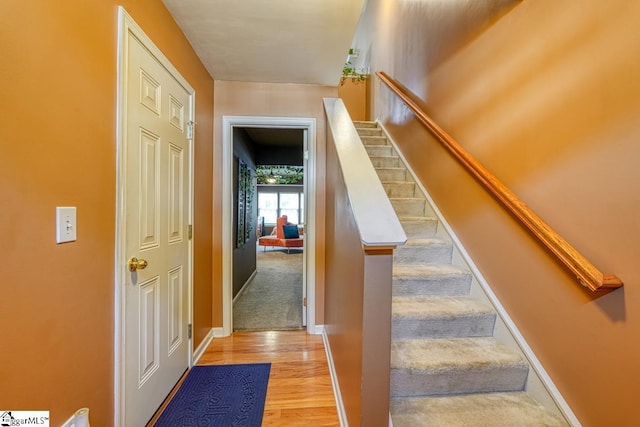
[56,207,77,244]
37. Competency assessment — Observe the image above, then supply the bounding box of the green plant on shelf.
[341,48,367,86]
[341,62,367,86]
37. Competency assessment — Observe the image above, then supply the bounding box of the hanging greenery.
[340,62,367,86]
[236,159,255,247]
[256,165,303,185]
[340,48,367,86]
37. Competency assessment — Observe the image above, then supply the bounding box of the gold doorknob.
[128,257,148,272]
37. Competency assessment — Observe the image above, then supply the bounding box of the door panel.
[123,31,192,427]
[139,129,160,248]
[168,144,184,243]
[168,266,184,354]
[139,277,160,383]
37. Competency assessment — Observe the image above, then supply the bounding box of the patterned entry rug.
[154,363,271,427]
[233,249,303,331]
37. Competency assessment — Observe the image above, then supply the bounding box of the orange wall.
[213,81,337,326]
[324,135,366,422]
[0,2,214,425]
[338,78,370,121]
[324,123,393,426]
[354,0,640,424]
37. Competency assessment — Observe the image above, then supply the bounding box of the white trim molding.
[322,327,348,427]
[233,270,257,304]
[212,327,226,338]
[310,324,325,335]
[222,116,317,336]
[192,328,215,365]
[324,98,406,248]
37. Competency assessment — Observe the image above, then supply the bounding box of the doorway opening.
[233,130,304,331]
[222,116,317,336]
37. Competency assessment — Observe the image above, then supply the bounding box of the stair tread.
[393,263,469,278]
[391,392,568,427]
[401,237,451,246]
[399,215,437,222]
[392,296,494,318]
[391,338,526,371]
[369,154,399,159]
[382,181,415,186]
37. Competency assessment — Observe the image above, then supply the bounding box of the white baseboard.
[233,269,257,304]
[212,327,226,338]
[378,121,581,427]
[309,324,324,335]
[322,327,348,427]
[192,328,215,365]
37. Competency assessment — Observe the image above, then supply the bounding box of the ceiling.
[243,128,303,147]
[162,0,367,86]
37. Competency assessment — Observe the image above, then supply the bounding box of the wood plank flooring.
[197,330,339,426]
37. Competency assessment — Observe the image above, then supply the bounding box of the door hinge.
[188,324,192,339]
[188,224,193,240]
[186,121,195,140]
[303,297,307,307]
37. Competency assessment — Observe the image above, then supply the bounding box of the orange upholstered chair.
[258,215,304,252]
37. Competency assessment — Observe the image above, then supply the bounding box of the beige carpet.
[358,121,568,425]
[233,248,304,331]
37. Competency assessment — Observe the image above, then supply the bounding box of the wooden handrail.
[377,71,623,292]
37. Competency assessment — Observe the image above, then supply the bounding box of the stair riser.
[361,136,387,146]
[394,244,453,264]
[377,168,407,182]
[384,182,417,198]
[354,121,378,128]
[371,156,400,168]
[392,199,427,217]
[400,219,438,238]
[393,275,471,297]
[391,365,529,397]
[366,145,395,157]
[357,128,383,137]
[392,314,496,340]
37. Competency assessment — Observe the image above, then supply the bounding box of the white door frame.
[115,7,195,425]
[222,116,317,336]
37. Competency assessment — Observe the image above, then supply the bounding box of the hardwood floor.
[198,330,340,426]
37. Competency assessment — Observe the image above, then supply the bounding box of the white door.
[121,16,193,427]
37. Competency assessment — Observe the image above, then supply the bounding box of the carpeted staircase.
[354,121,569,427]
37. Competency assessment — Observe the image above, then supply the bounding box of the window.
[258,190,304,225]
[257,193,278,224]
[279,193,299,224]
